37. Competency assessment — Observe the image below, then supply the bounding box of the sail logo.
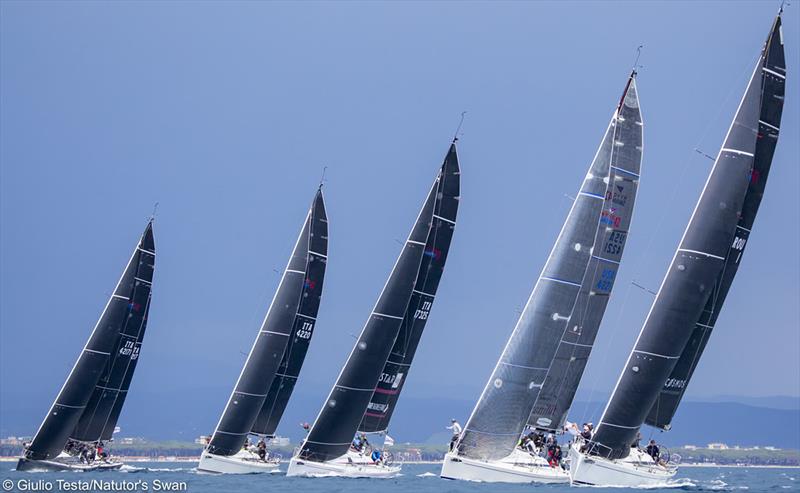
[367,402,388,412]
[378,371,404,387]
[604,231,627,256]
[600,210,622,228]
[128,301,141,312]
[296,321,314,340]
[414,301,432,320]
[595,268,617,292]
[605,185,628,207]
[732,236,747,251]
[119,340,135,357]
[424,247,442,260]
[131,345,140,360]
[663,378,686,389]
[304,278,316,290]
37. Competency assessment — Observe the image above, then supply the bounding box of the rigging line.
[149,202,159,222]
[452,111,467,143]
[632,45,644,72]
[319,166,328,189]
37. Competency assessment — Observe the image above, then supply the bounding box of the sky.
[1,1,798,440]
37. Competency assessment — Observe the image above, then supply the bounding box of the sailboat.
[569,11,786,487]
[441,71,643,483]
[17,220,156,472]
[286,141,460,478]
[198,188,328,474]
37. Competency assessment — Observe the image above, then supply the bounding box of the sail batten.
[457,75,642,461]
[590,14,785,459]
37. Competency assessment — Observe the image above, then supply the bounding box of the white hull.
[197,449,280,474]
[16,452,123,472]
[568,443,676,487]
[286,449,401,478]
[440,449,569,483]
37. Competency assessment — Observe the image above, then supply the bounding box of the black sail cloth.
[297,150,450,463]
[359,144,460,434]
[25,222,155,461]
[207,190,328,456]
[457,75,642,462]
[590,15,785,460]
[645,15,786,431]
[251,193,330,437]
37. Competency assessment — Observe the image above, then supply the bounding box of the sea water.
[0,462,796,493]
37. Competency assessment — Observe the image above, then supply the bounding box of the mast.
[251,189,329,437]
[358,143,461,434]
[25,221,155,460]
[206,189,327,456]
[456,73,642,462]
[296,159,441,464]
[589,13,785,460]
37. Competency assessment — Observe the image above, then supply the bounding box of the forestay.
[457,75,642,462]
[590,14,785,460]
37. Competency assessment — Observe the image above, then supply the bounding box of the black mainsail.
[590,13,785,460]
[24,221,155,461]
[358,144,460,433]
[297,146,454,463]
[251,191,329,437]
[457,74,642,462]
[206,189,328,456]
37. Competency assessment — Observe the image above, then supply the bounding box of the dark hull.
[16,457,123,472]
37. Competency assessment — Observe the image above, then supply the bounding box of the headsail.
[359,144,461,433]
[207,189,328,456]
[25,221,155,461]
[590,13,785,460]
[297,156,442,463]
[457,74,642,462]
[528,74,643,433]
[644,14,786,431]
[251,191,329,437]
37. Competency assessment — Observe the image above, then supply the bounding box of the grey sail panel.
[645,15,785,431]
[24,222,155,461]
[297,171,438,463]
[529,76,643,432]
[590,18,776,460]
[457,76,639,462]
[207,193,321,456]
[71,226,156,442]
[359,143,460,434]
[252,190,329,437]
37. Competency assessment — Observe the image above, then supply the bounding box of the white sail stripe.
[721,148,755,157]
[592,255,620,265]
[562,340,593,348]
[296,313,316,321]
[696,322,714,329]
[763,66,786,79]
[759,119,780,131]
[413,289,436,297]
[372,312,404,320]
[96,385,126,393]
[385,359,412,367]
[737,225,752,233]
[678,248,726,261]
[579,191,605,200]
[309,250,327,258]
[540,276,582,288]
[54,403,86,409]
[303,440,353,446]
[84,349,111,356]
[137,248,155,256]
[334,385,375,392]
[111,295,130,300]
[501,362,548,371]
[598,421,640,430]
[461,428,521,437]
[610,166,640,178]
[433,214,456,225]
[234,391,269,397]
[134,277,151,285]
[214,430,249,436]
[285,269,305,275]
[259,330,290,336]
[275,373,299,379]
[407,239,426,246]
[633,349,680,359]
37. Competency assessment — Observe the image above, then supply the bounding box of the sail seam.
[678,248,725,260]
[633,349,679,359]
[540,276,582,288]
[763,66,785,79]
[372,312,404,320]
[433,214,456,225]
[721,148,755,157]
